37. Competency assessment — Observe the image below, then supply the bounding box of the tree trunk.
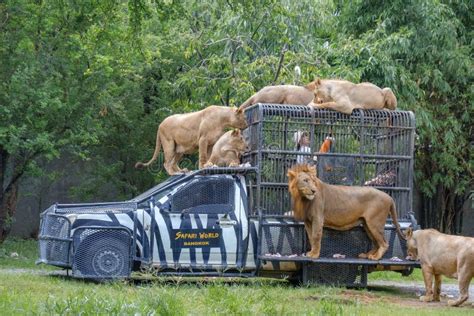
[0,149,21,243]
[0,181,18,243]
[419,184,466,234]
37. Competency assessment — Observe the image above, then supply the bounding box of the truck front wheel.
[73,231,131,279]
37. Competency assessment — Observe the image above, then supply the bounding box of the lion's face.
[229,129,249,154]
[313,83,331,103]
[295,172,317,200]
[288,165,318,200]
[308,79,330,105]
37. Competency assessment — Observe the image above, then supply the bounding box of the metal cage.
[243,104,415,219]
[243,104,417,286]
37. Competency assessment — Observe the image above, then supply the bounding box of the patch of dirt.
[340,290,381,304]
[368,281,474,309]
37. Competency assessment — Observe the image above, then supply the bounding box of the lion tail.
[382,88,397,110]
[389,201,406,240]
[135,127,162,169]
[239,95,255,111]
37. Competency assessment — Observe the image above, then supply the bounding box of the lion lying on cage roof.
[135,106,247,175]
[287,164,405,260]
[238,80,318,110]
[308,78,397,114]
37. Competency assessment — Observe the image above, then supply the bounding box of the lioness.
[406,228,474,306]
[308,79,397,114]
[239,80,319,110]
[135,106,247,175]
[204,129,249,168]
[287,164,404,260]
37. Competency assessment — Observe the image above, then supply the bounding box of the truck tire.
[73,232,131,279]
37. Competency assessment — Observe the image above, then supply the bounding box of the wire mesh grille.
[73,228,131,279]
[319,227,371,257]
[303,227,371,286]
[41,214,70,238]
[260,224,306,256]
[303,263,368,287]
[39,239,70,265]
[382,228,408,259]
[171,177,235,213]
[38,214,71,266]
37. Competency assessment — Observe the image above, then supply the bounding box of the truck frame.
[38,104,419,286]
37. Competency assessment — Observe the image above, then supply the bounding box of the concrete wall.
[10,156,120,238]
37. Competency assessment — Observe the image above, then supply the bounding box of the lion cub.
[308,78,397,114]
[204,129,248,167]
[406,228,474,306]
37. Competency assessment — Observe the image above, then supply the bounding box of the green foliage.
[1,0,472,235]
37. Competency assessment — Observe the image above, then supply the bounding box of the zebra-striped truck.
[38,104,419,286]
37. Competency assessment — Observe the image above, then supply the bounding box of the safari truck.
[38,104,419,287]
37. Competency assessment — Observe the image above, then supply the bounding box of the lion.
[287,164,404,260]
[204,129,249,168]
[307,79,397,114]
[239,80,320,110]
[405,228,474,306]
[135,106,247,175]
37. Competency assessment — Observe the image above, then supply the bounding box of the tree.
[2,0,471,241]
[0,0,146,241]
[336,0,473,232]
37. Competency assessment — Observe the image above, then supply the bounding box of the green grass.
[0,238,47,269]
[0,238,470,315]
[0,271,471,315]
[369,269,423,282]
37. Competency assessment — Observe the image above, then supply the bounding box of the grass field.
[0,238,472,315]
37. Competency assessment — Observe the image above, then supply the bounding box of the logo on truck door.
[172,229,222,248]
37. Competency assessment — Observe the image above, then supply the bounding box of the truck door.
[154,176,244,270]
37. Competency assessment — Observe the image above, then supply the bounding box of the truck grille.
[38,210,72,267]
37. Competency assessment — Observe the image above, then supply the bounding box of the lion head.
[405,228,418,260]
[287,164,319,220]
[306,78,332,104]
[288,164,318,200]
[232,107,248,129]
[228,129,249,155]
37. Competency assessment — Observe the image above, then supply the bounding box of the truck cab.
[38,104,419,286]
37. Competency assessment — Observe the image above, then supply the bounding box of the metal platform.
[259,255,420,267]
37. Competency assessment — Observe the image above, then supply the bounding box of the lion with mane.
[287,164,404,260]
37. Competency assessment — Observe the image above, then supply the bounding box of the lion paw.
[228,162,239,167]
[358,253,368,259]
[368,254,382,260]
[447,299,464,307]
[306,251,320,259]
[420,295,434,302]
